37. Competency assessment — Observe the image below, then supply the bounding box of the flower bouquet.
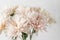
[0,6,56,40]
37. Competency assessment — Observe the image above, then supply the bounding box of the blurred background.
[0,0,60,40]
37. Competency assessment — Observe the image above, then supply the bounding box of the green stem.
[30,29,36,40]
[30,34,32,40]
[22,32,28,40]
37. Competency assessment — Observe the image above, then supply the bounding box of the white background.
[0,0,60,40]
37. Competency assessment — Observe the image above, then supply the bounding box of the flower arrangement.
[0,6,56,40]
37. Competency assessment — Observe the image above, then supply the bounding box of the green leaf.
[22,32,28,40]
[12,36,17,40]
